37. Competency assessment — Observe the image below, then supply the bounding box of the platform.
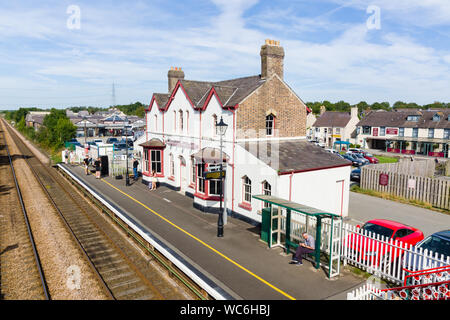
[58,163,365,300]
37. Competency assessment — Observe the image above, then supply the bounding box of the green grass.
[376,155,399,163]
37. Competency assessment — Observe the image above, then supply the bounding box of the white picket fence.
[274,208,449,284]
[341,223,450,284]
[347,283,384,300]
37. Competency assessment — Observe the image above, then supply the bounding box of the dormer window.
[266,114,275,136]
[407,115,420,121]
[432,114,440,122]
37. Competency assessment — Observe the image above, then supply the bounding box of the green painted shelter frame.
[253,194,342,278]
[333,140,351,151]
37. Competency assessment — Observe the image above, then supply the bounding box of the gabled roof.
[313,111,352,128]
[149,75,265,112]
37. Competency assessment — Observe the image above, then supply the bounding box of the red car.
[349,149,379,164]
[347,219,424,267]
[361,151,379,164]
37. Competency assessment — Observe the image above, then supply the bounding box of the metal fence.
[361,165,450,210]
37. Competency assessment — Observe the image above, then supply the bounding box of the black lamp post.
[216,116,228,237]
[124,116,130,186]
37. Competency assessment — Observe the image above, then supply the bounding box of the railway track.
[2,120,188,300]
[0,124,49,300]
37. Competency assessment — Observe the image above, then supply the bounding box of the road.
[347,191,450,237]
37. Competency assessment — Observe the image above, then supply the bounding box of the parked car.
[106,137,119,144]
[343,153,364,167]
[350,168,361,182]
[314,142,326,148]
[361,152,379,164]
[325,148,340,154]
[352,152,369,164]
[121,138,133,148]
[349,148,363,153]
[347,219,424,267]
[94,139,103,145]
[404,230,450,271]
[347,219,424,265]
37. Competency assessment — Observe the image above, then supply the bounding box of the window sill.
[238,202,252,211]
[168,176,175,181]
[194,193,221,201]
[143,172,164,178]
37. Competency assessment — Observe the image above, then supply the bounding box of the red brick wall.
[236,76,307,138]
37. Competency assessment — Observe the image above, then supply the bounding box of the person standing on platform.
[133,158,139,180]
[290,232,315,266]
[83,155,90,175]
[94,157,101,179]
[150,170,157,190]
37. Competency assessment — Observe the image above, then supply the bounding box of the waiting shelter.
[253,194,343,278]
[333,140,351,151]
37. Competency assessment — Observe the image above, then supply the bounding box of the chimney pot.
[168,67,185,93]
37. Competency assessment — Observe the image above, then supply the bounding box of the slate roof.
[357,110,450,129]
[152,75,265,110]
[240,139,351,174]
[313,111,352,128]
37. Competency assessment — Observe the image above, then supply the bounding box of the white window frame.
[243,176,252,204]
[266,114,274,136]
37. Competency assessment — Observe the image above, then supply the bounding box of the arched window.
[170,153,175,177]
[186,110,189,134]
[266,114,275,136]
[262,181,271,208]
[173,110,176,132]
[179,110,184,132]
[243,176,252,204]
[212,114,218,136]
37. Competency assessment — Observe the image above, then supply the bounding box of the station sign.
[203,170,226,180]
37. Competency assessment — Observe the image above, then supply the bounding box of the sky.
[0,0,449,110]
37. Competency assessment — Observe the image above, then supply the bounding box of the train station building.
[136,40,352,224]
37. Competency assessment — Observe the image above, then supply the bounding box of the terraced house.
[356,109,450,158]
[137,40,351,224]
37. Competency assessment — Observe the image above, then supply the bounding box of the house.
[356,109,450,158]
[311,106,359,148]
[25,111,50,130]
[137,39,352,224]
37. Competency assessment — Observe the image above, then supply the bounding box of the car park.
[360,151,379,164]
[348,219,424,266]
[350,168,361,182]
[343,153,364,167]
[404,230,450,271]
[352,152,369,164]
[106,137,119,144]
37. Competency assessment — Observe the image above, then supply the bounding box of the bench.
[287,241,317,265]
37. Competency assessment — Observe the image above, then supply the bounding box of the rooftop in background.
[313,111,352,128]
[357,109,450,129]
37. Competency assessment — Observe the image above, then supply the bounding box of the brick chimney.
[168,66,185,93]
[260,39,284,80]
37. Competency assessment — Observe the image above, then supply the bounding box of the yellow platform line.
[101,179,296,300]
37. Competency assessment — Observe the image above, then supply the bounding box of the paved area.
[61,164,365,300]
[347,192,450,237]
